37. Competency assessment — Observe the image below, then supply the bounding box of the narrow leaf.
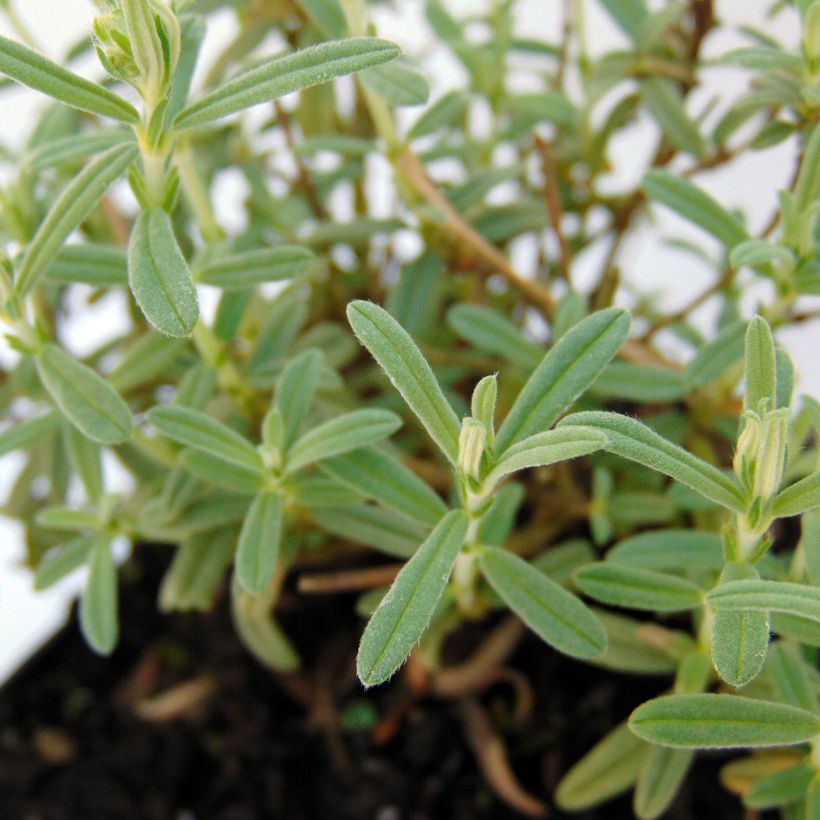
[629,694,820,749]
[356,510,468,686]
[35,535,96,590]
[0,411,60,457]
[745,316,777,411]
[447,304,541,369]
[641,77,704,157]
[772,471,820,518]
[480,547,607,659]
[495,308,631,453]
[274,349,323,451]
[128,207,199,337]
[360,60,430,106]
[347,300,461,464]
[196,246,314,289]
[36,344,132,445]
[175,38,401,129]
[707,580,820,623]
[180,450,263,495]
[45,244,128,286]
[634,746,695,820]
[79,537,118,655]
[606,529,724,571]
[744,762,814,810]
[236,491,283,594]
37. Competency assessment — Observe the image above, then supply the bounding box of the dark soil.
[0,547,744,820]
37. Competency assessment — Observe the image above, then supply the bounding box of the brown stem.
[297,563,403,594]
[533,135,571,284]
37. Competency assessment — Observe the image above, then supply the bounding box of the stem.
[175,142,224,242]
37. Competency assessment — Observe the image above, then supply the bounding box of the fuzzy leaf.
[175,38,400,128]
[606,529,724,571]
[274,349,324,450]
[480,547,607,659]
[641,77,704,158]
[360,60,430,106]
[128,207,199,338]
[634,746,695,820]
[236,491,283,594]
[495,308,630,453]
[0,411,60,457]
[707,580,820,623]
[180,450,263,495]
[15,143,138,298]
[196,246,314,289]
[347,300,461,464]
[744,762,814,810]
[629,694,820,749]
[745,317,777,411]
[45,244,128,286]
[683,320,745,388]
[772,471,820,518]
[79,537,118,656]
[357,510,468,686]
[447,304,541,369]
[35,535,96,591]
[36,344,132,445]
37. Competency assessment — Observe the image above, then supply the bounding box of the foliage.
[0,0,818,816]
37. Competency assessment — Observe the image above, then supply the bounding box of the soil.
[0,546,746,820]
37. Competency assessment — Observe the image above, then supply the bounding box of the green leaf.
[495,308,630,453]
[642,169,749,249]
[79,537,118,656]
[559,411,746,512]
[286,409,402,473]
[794,124,820,211]
[14,143,138,298]
[641,77,704,158]
[273,349,323,451]
[591,362,687,403]
[34,535,96,590]
[599,0,650,40]
[606,529,724,571]
[486,426,607,484]
[36,344,132,445]
[771,613,820,646]
[236,491,283,594]
[287,474,362,508]
[64,423,103,504]
[180,450,263,495]
[634,746,695,820]
[574,564,704,612]
[147,405,263,472]
[356,510,468,686]
[744,762,814,810]
[532,539,596,587]
[772,471,820,517]
[408,89,470,140]
[0,410,60,457]
[296,0,348,38]
[195,246,314,289]
[128,207,200,338]
[44,243,128,286]
[556,721,648,811]
[707,579,820,623]
[683,320,745,388]
[745,316,777,411]
[479,547,607,659]
[711,563,770,688]
[447,304,541,369]
[629,694,820,749]
[803,509,820,587]
[347,300,461,465]
[478,481,525,547]
[594,610,682,675]
[175,38,401,129]
[360,60,430,106]
[313,504,429,558]
[24,129,134,172]
[766,643,819,713]
[166,15,207,122]
[320,447,447,526]
[0,34,139,123]
[36,506,99,531]
[471,375,497,444]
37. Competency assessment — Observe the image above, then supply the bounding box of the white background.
[0,0,817,682]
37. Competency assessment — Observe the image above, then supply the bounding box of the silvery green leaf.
[775,347,794,409]
[79,536,118,656]
[802,509,820,587]
[385,250,443,338]
[447,304,541,369]
[181,450,263,495]
[642,170,748,248]
[606,529,724,571]
[36,505,101,530]
[478,481,525,547]
[175,38,401,129]
[495,308,630,453]
[470,375,497,443]
[408,89,470,140]
[167,15,207,122]
[148,405,262,472]
[195,246,314,289]
[64,423,103,504]
[707,579,820,623]
[295,0,348,37]
[772,471,820,517]
[274,349,323,451]
[486,426,607,485]
[771,613,820,646]
[765,642,819,713]
[559,411,746,512]
[479,547,607,659]
[24,129,134,172]
[159,528,236,612]
[286,409,402,473]
[506,91,577,125]
[107,333,187,393]
[730,239,796,270]
[357,510,468,686]
[599,0,650,40]
[641,77,705,158]
[14,143,138,298]
[744,762,814,810]
[128,207,200,338]
[121,0,165,99]
[320,447,447,526]
[532,539,596,586]
[44,243,128,286]
[794,123,820,211]
[591,362,687,402]
[683,320,745,388]
[34,535,96,590]
[744,316,777,411]
[629,694,820,748]
[287,474,362,508]
[36,344,132,445]
[0,34,139,123]
[634,746,695,820]
[347,300,461,465]
[574,564,704,612]
[711,563,770,688]
[360,60,430,106]
[313,504,429,558]
[556,721,648,811]
[174,361,218,410]
[594,610,683,675]
[236,491,282,594]
[0,410,60,457]
[719,46,803,71]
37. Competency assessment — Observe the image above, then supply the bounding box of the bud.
[458,417,486,481]
[733,411,760,491]
[752,408,789,502]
